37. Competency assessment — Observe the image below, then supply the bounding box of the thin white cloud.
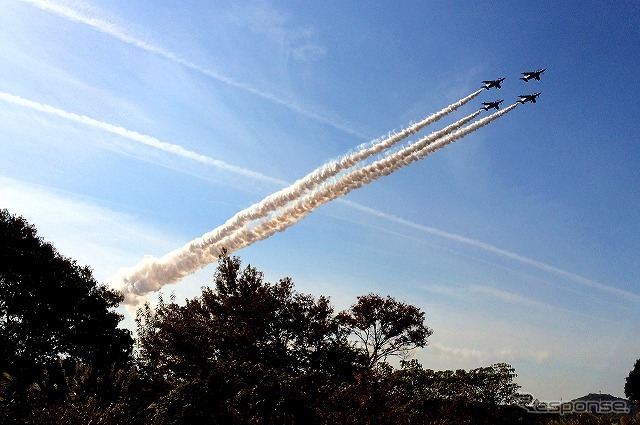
[421,284,466,299]
[0,175,180,283]
[423,282,579,323]
[469,285,551,310]
[429,342,549,364]
[0,91,287,187]
[340,200,640,304]
[19,0,364,138]
[430,342,486,362]
[227,1,327,62]
[494,347,550,362]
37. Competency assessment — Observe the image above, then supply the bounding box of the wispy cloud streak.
[343,201,640,304]
[20,0,366,137]
[0,91,286,186]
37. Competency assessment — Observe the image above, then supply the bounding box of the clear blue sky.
[1,0,639,401]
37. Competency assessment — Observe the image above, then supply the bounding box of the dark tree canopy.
[337,293,433,368]
[324,360,524,424]
[136,254,440,423]
[395,360,520,405]
[136,252,359,423]
[4,212,629,424]
[0,208,133,376]
[626,358,640,407]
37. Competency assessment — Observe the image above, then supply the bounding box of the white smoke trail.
[212,107,514,256]
[154,89,484,254]
[0,92,286,186]
[117,106,499,304]
[20,0,367,138]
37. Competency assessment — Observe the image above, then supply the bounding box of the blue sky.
[1,0,639,401]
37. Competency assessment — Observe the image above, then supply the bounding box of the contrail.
[215,107,516,255]
[19,0,367,138]
[146,89,484,256]
[0,91,286,186]
[117,106,506,304]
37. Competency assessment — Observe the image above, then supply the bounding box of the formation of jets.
[479,68,544,110]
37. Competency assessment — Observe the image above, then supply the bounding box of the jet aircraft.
[518,93,541,104]
[482,78,505,90]
[481,100,504,111]
[520,69,546,82]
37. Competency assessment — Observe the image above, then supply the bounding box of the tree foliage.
[322,359,528,424]
[0,209,132,374]
[627,359,640,407]
[0,209,133,421]
[337,293,433,368]
[394,359,521,405]
[136,252,360,423]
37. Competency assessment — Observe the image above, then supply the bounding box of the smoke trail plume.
[211,107,513,254]
[118,104,510,304]
[156,89,484,256]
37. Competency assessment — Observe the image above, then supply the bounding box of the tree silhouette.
[136,251,359,423]
[337,293,433,368]
[0,209,133,409]
[626,358,640,407]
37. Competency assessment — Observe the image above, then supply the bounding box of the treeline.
[1,209,639,424]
